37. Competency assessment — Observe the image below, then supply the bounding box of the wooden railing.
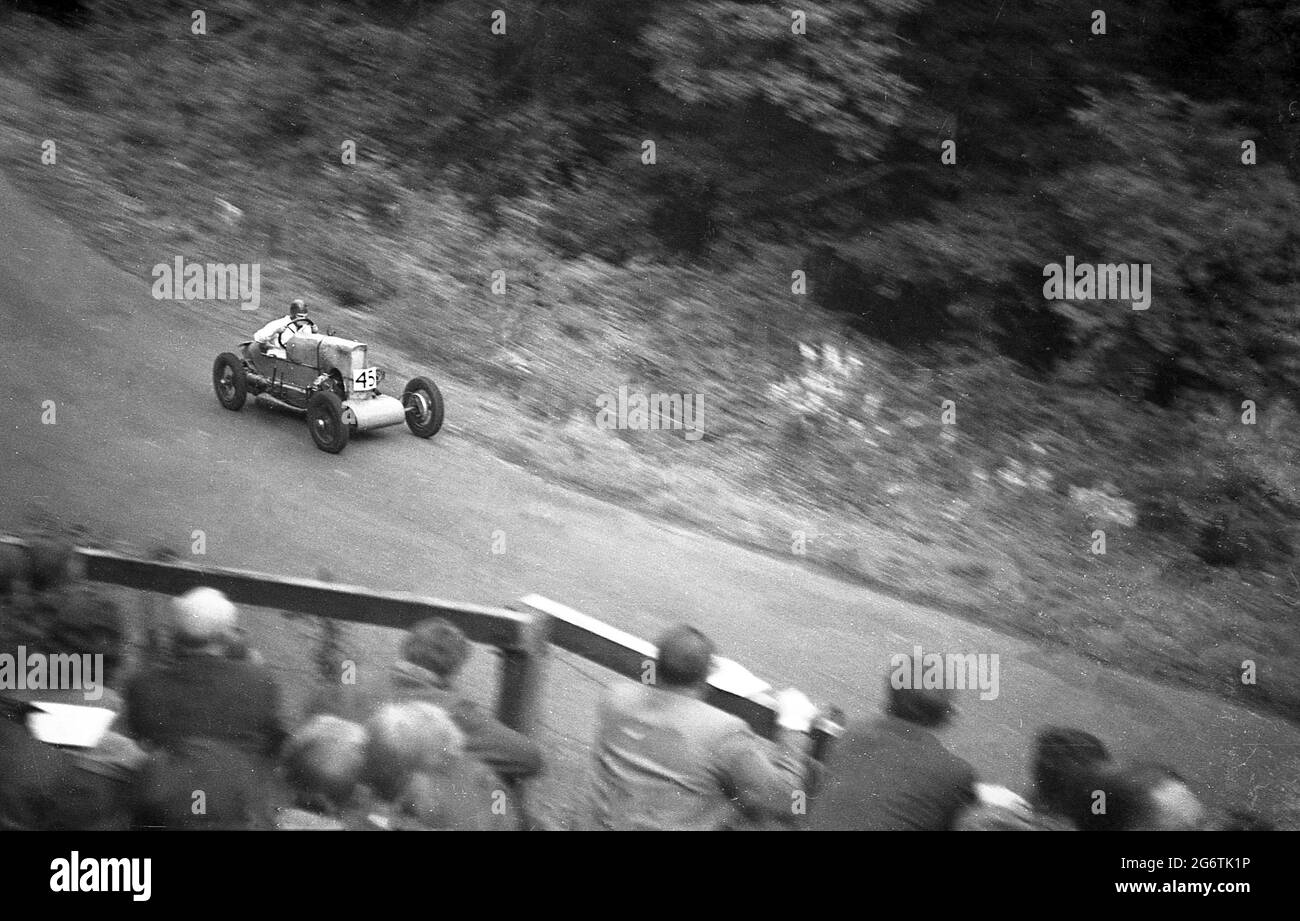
[1,537,842,759]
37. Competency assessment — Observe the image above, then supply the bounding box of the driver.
[252,299,317,355]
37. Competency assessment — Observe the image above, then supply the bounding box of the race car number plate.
[353,367,379,391]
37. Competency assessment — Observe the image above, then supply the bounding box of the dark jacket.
[807,715,977,830]
[134,737,271,830]
[124,651,286,758]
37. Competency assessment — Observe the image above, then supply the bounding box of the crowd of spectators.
[0,537,1279,831]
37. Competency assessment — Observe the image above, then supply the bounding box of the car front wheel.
[307,391,350,453]
[403,376,444,438]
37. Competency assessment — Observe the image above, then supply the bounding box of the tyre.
[402,376,444,438]
[307,391,350,454]
[213,353,247,411]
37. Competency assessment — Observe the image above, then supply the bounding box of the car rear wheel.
[213,353,247,411]
[403,376,444,438]
[307,391,350,454]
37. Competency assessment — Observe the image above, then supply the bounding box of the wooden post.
[495,604,552,737]
[494,606,553,831]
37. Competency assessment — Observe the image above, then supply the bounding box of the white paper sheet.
[26,702,117,748]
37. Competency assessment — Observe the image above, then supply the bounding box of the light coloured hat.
[171,587,238,645]
[366,702,465,782]
[283,715,368,805]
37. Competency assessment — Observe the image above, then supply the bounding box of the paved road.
[0,171,1295,825]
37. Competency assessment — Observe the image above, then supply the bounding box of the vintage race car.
[211,328,443,453]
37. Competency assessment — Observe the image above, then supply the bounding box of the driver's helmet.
[289,298,308,320]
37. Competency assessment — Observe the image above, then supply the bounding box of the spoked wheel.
[402,376,444,438]
[306,391,350,454]
[212,353,247,411]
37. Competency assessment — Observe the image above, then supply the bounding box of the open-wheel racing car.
[212,329,443,453]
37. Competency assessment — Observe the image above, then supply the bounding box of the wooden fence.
[1,537,842,759]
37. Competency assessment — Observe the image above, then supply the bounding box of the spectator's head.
[885,678,955,728]
[282,715,368,813]
[171,587,238,655]
[1093,763,1207,831]
[1032,727,1112,825]
[364,702,465,801]
[401,618,471,683]
[654,625,715,691]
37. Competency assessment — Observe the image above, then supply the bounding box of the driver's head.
[289,298,308,319]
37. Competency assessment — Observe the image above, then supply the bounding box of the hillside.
[0,0,1297,723]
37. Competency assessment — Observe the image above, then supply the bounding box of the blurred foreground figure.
[0,592,145,830]
[807,676,976,830]
[1090,763,1209,831]
[364,701,516,831]
[586,624,812,831]
[393,618,543,785]
[134,738,269,830]
[275,715,370,830]
[124,588,284,829]
[1028,726,1113,830]
[125,587,285,758]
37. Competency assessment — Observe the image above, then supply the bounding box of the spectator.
[308,617,543,786]
[1029,726,1113,830]
[364,701,516,831]
[134,738,269,830]
[0,698,69,830]
[807,673,976,830]
[0,535,76,650]
[392,618,543,783]
[124,587,286,759]
[586,624,812,831]
[0,592,146,830]
[274,715,369,830]
[1090,762,1209,831]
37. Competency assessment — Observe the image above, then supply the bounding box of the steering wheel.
[278,319,314,348]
